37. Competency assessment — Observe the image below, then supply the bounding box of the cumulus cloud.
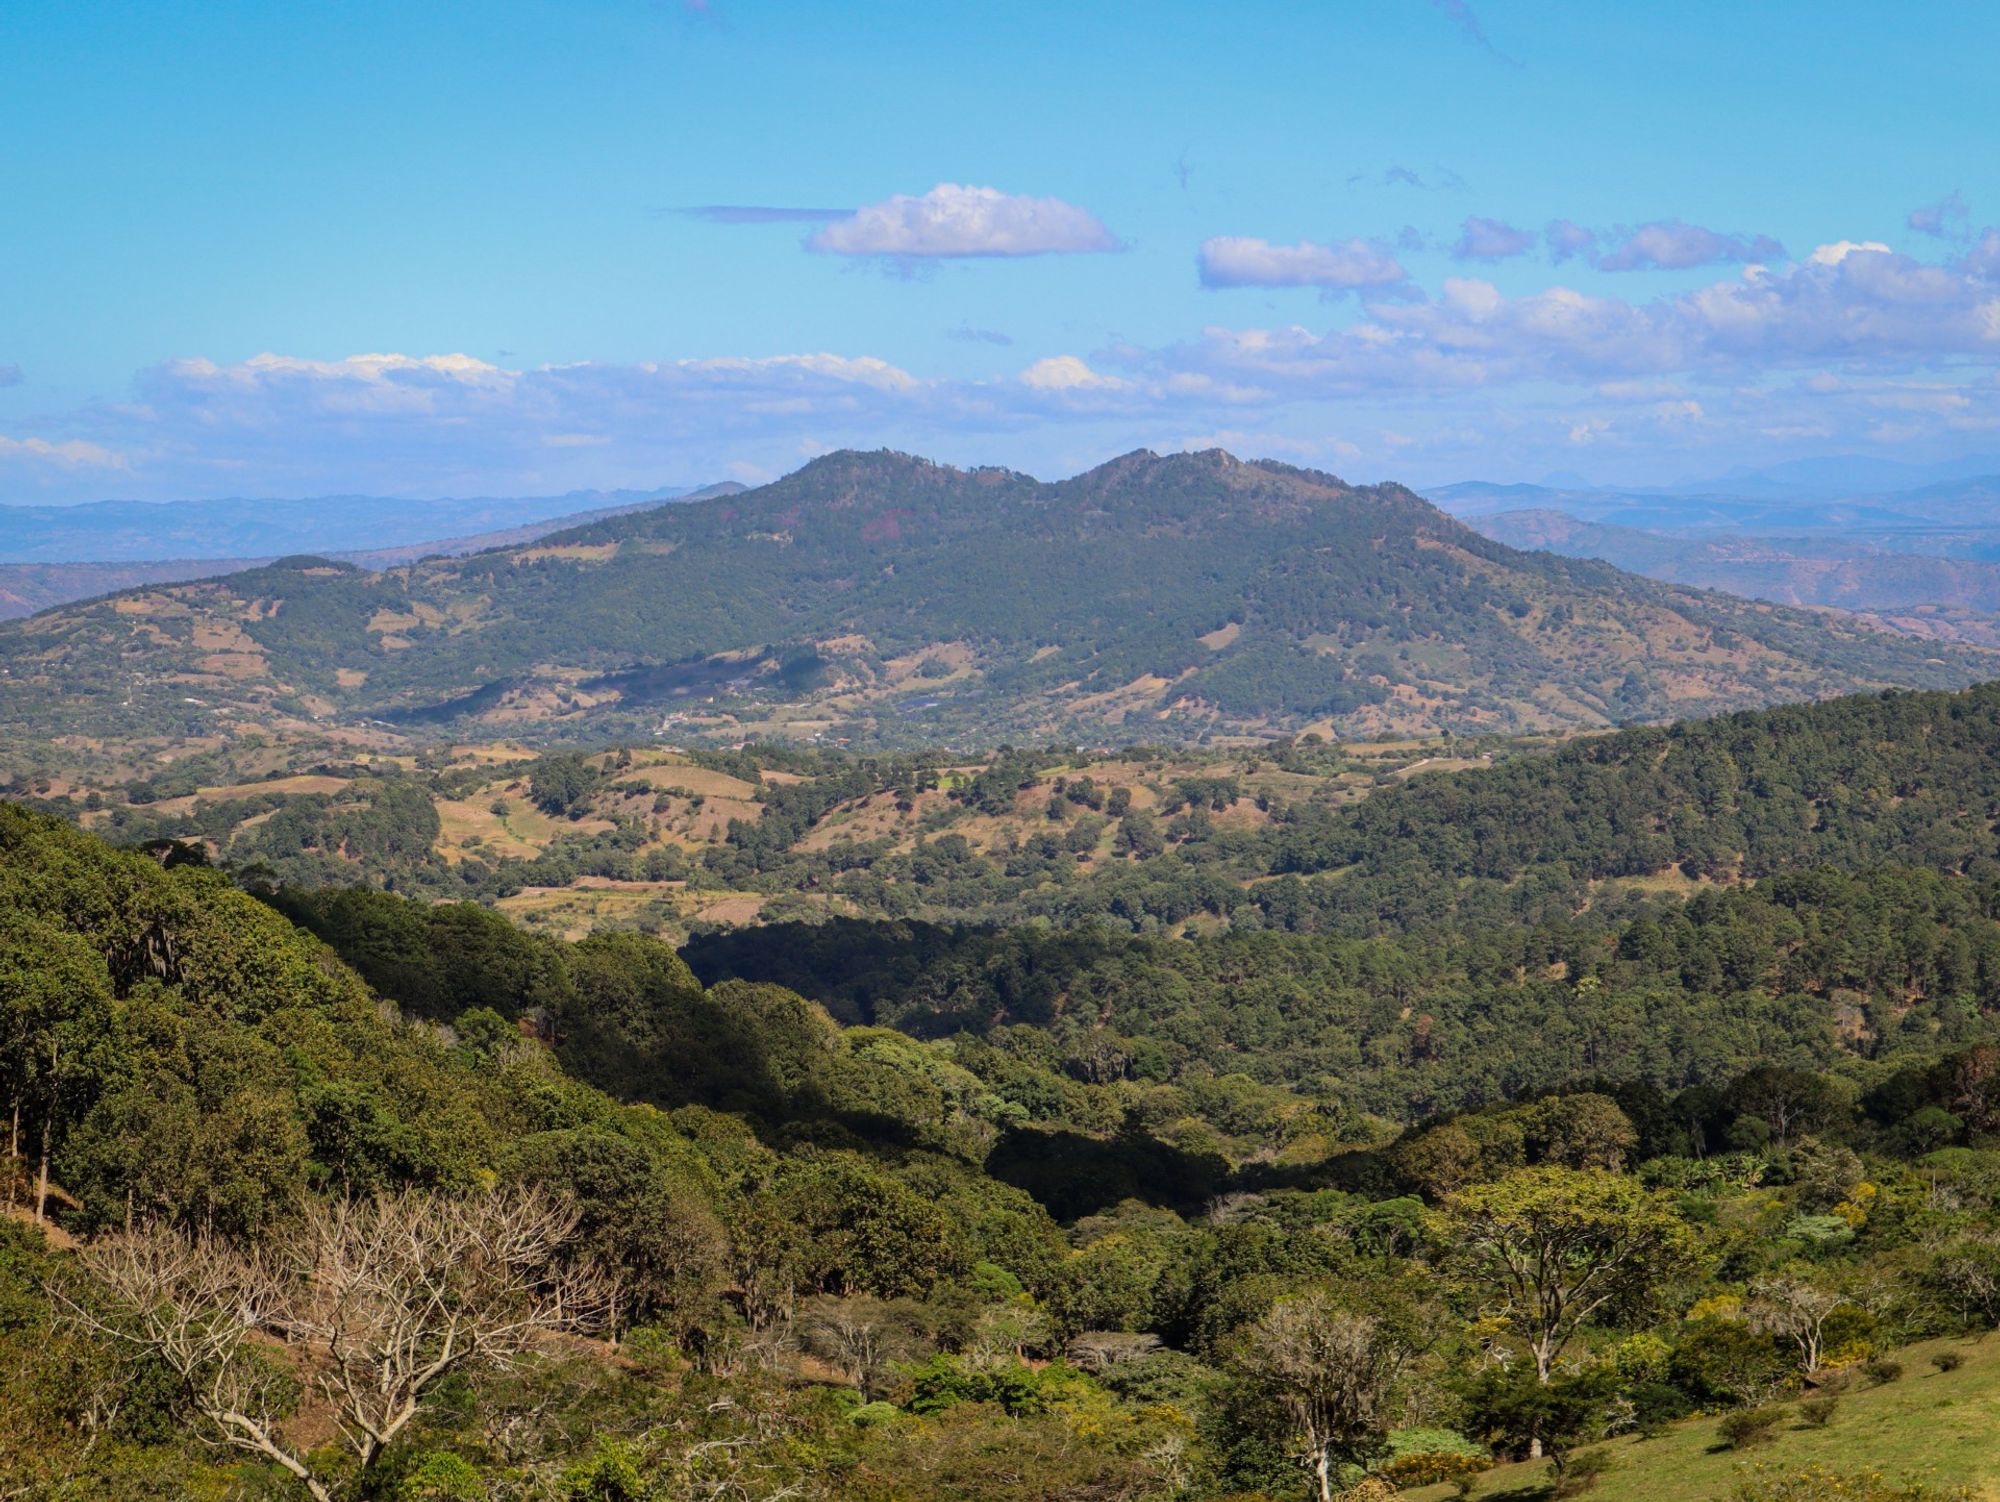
[1019,355,1127,392]
[1908,190,1971,240]
[681,204,850,223]
[1198,236,1408,291]
[1591,220,1785,271]
[16,232,2000,500]
[807,184,1119,259]
[1808,239,1891,265]
[1147,243,2000,426]
[1451,216,1536,262]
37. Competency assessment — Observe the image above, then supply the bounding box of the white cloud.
[1019,355,1126,392]
[1167,241,2000,399]
[1808,240,1892,265]
[671,352,921,392]
[1197,236,1408,291]
[0,435,125,468]
[806,183,1119,259]
[16,226,2000,501]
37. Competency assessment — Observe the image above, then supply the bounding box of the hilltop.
[0,448,1993,756]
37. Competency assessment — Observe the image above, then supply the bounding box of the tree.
[0,916,117,1223]
[1235,1291,1410,1502]
[798,1294,930,1399]
[1461,1363,1619,1472]
[1728,1067,1846,1146]
[1523,1094,1638,1172]
[1446,1168,1695,1390]
[57,1225,325,1493]
[1748,1270,1857,1375]
[1920,1238,2000,1331]
[63,1187,607,1498]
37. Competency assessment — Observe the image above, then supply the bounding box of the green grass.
[1405,1336,2000,1502]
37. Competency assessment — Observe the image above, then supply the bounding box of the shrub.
[399,1452,488,1501]
[1798,1395,1839,1427]
[1931,1350,1966,1374]
[1717,1406,1788,1450]
[1376,1451,1487,1489]
[1862,1357,1904,1385]
[1554,1449,1617,1496]
[1628,1380,1694,1438]
[1734,1463,1977,1501]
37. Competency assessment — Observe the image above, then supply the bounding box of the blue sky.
[3,0,1997,501]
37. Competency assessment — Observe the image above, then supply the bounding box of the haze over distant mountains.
[2,447,1991,752]
[1429,462,2000,542]
[1425,463,2000,644]
[0,483,745,619]
[0,484,736,563]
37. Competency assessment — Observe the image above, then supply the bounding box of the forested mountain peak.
[1,448,1996,757]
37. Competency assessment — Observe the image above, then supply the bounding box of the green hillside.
[1411,1332,2000,1501]
[2,448,1992,753]
[11,800,2000,1500]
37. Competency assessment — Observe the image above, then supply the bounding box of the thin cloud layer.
[1592,220,1785,271]
[807,184,1120,258]
[1198,236,1408,291]
[1451,216,1535,262]
[1908,191,1971,240]
[0,434,124,469]
[1538,218,1783,271]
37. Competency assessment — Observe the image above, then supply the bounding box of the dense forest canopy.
[12,665,2000,1497]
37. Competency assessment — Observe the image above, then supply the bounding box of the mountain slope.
[0,448,1992,750]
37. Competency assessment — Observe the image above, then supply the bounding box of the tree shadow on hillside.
[984,1123,1232,1220]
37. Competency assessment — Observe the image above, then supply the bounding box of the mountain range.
[1428,471,2000,543]
[0,447,1992,752]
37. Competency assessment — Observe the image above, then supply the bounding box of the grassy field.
[1406,1335,2000,1501]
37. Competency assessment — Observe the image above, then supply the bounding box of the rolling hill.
[1,447,1993,753]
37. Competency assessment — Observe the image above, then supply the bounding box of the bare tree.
[59,1228,323,1498]
[1066,1329,1162,1374]
[1237,1292,1409,1502]
[1749,1271,1859,1374]
[288,1187,610,1470]
[61,1186,607,1499]
[797,1295,926,1400]
[965,1298,1050,1368]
